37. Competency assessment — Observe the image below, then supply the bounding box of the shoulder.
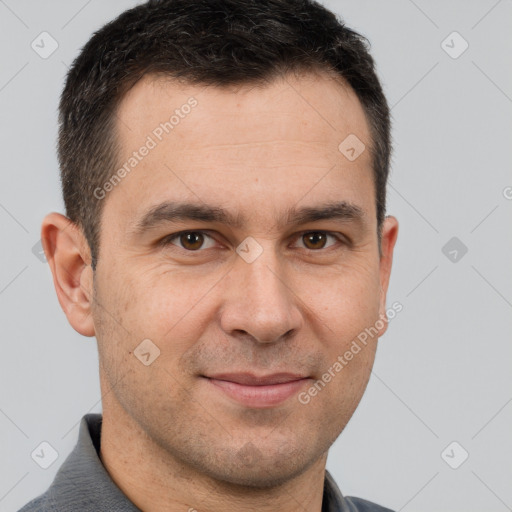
[16,414,101,512]
[345,496,395,512]
[17,493,54,512]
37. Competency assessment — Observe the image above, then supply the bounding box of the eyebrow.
[129,200,367,237]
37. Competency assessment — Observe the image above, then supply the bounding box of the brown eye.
[163,231,218,252]
[179,232,205,250]
[164,230,342,253]
[302,232,328,250]
[296,231,343,251]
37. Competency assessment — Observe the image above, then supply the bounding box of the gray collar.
[37,413,357,511]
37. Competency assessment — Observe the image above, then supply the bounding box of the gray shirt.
[19,414,394,511]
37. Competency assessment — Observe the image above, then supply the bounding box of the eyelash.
[160,230,347,253]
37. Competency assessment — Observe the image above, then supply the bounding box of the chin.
[195,439,321,489]
[209,464,308,490]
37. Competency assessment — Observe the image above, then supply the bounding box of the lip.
[203,373,310,408]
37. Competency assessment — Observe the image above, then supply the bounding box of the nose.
[219,246,302,344]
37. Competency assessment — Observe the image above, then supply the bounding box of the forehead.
[117,70,369,147]
[105,71,375,233]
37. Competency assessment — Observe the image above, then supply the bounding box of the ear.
[377,215,399,336]
[41,213,95,337]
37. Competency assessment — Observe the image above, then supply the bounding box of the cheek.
[104,264,219,353]
[295,257,381,403]
[296,257,382,333]
[92,267,203,404]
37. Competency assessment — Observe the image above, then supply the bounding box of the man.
[20,0,398,510]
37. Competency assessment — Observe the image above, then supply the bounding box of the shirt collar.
[46,413,352,511]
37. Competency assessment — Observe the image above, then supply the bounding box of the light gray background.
[1,1,511,511]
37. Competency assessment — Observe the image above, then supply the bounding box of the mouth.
[202,372,311,408]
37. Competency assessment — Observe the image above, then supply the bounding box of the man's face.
[91,71,397,486]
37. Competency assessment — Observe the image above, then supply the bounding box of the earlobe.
[41,213,96,337]
[377,215,399,336]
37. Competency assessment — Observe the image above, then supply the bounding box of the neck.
[99,385,327,512]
